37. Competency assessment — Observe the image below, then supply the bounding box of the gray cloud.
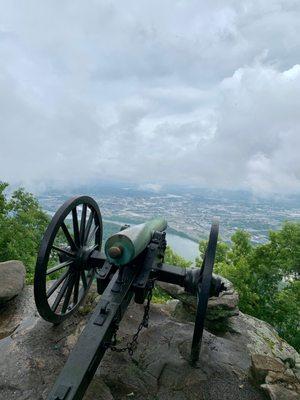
[0,1,300,193]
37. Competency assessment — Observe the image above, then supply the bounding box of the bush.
[0,182,49,283]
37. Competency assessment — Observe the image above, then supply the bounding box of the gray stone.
[84,377,114,400]
[264,370,300,396]
[265,370,296,385]
[295,355,300,364]
[261,384,300,400]
[233,313,298,363]
[162,299,180,315]
[157,275,239,333]
[0,285,37,339]
[251,354,285,383]
[0,260,26,304]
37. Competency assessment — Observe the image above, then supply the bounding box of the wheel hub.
[73,246,94,271]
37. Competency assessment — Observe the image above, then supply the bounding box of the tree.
[230,230,252,263]
[164,245,192,268]
[272,280,300,351]
[214,224,300,351]
[0,183,49,283]
[268,222,300,279]
[196,237,230,267]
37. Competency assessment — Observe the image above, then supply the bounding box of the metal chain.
[105,278,156,356]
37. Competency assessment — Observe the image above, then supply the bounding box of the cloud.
[138,183,162,193]
[0,1,300,194]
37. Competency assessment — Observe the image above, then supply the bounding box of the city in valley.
[37,184,300,261]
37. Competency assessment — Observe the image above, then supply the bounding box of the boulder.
[157,275,239,333]
[0,260,26,304]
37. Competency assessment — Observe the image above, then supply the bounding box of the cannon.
[34,196,224,400]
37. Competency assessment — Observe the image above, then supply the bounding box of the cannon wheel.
[190,220,219,364]
[34,196,102,324]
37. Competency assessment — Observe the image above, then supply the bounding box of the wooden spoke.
[46,271,69,298]
[81,271,87,289]
[73,272,80,304]
[51,275,70,312]
[88,243,98,251]
[86,225,99,245]
[84,211,94,244]
[77,284,87,303]
[80,204,87,246]
[201,253,206,271]
[61,275,76,314]
[52,245,74,258]
[72,207,80,248]
[61,222,77,250]
[46,260,72,276]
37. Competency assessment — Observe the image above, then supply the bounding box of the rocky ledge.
[0,280,299,400]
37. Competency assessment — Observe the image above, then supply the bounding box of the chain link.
[105,278,156,356]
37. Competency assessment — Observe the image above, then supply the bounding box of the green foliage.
[273,280,300,351]
[231,230,252,260]
[196,237,230,267]
[268,222,300,279]
[0,182,49,283]
[214,224,300,352]
[164,245,192,268]
[152,285,172,303]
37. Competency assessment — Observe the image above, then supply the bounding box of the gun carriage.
[34,196,224,400]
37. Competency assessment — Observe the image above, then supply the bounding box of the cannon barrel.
[105,218,167,266]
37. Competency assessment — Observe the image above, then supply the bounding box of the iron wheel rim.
[34,196,102,324]
[190,220,219,364]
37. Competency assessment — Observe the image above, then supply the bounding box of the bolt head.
[108,246,123,258]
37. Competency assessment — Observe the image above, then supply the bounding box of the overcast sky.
[0,1,300,194]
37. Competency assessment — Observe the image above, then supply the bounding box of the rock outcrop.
[157,275,239,333]
[0,282,299,400]
[0,260,26,304]
[158,277,300,400]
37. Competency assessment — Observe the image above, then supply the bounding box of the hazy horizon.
[4,178,300,202]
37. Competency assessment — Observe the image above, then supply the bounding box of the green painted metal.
[105,218,167,266]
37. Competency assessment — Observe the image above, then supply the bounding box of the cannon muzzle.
[105,218,167,266]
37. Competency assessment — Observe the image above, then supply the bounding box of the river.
[166,233,199,262]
